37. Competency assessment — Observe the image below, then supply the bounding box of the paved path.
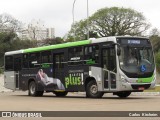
[0,91,160,120]
[0,75,12,92]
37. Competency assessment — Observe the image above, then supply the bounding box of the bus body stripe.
[24,40,91,53]
[138,75,154,83]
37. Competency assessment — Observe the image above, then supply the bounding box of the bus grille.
[131,84,151,90]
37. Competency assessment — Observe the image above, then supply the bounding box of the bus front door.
[102,47,117,91]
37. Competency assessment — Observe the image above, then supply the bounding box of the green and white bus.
[4,36,156,98]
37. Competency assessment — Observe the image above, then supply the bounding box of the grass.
[144,85,160,92]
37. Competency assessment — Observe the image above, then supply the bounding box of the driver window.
[127,49,137,65]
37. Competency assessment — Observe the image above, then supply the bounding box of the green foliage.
[149,28,160,74]
[38,37,64,46]
[155,52,160,73]
[0,32,38,67]
[0,32,16,66]
[149,28,160,52]
[67,7,150,41]
[0,67,4,74]
[150,35,160,52]
[90,7,149,36]
[67,20,88,41]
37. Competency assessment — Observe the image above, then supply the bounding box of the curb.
[132,92,160,96]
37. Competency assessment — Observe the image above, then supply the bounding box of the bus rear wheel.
[28,81,44,97]
[53,91,68,97]
[86,80,104,98]
[116,91,131,98]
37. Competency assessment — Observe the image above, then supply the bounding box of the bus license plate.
[138,87,144,90]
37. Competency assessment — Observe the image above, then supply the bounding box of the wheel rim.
[30,83,35,95]
[90,84,98,94]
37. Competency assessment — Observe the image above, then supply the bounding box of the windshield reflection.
[119,46,154,75]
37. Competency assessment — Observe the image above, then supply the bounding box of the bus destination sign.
[119,39,148,45]
[128,40,140,44]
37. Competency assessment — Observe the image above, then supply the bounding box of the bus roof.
[5,50,24,56]
[5,36,148,56]
[5,40,91,55]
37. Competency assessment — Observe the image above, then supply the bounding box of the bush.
[155,52,160,73]
[0,67,4,74]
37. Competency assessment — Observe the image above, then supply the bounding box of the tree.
[149,28,160,52]
[37,37,63,46]
[155,52,160,73]
[0,32,37,67]
[67,7,150,41]
[149,28,160,74]
[66,20,88,41]
[150,28,160,36]
[0,13,22,32]
[27,19,46,40]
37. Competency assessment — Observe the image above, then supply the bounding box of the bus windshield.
[118,46,154,77]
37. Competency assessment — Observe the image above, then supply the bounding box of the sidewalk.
[131,92,160,96]
[0,75,12,92]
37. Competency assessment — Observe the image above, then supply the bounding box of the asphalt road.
[0,91,160,120]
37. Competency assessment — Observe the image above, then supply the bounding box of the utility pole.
[72,0,77,41]
[87,0,89,39]
[72,0,89,40]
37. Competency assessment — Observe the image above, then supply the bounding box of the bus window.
[5,56,13,71]
[103,48,116,71]
[68,47,83,65]
[84,45,99,64]
[23,54,29,68]
[41,51,51,63]
[55,53,64,69]
[109,48,116,72]
[14,57,22,71]
[29,53,40,68]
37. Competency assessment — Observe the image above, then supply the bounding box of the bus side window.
[41,51,51,63]
[84,45,99,64]
[5,56,14,71]
[55,53,64,69]
[23,54,29,68]
[68,47,83,65]
[29,53,41,68]
[14,57,22,71]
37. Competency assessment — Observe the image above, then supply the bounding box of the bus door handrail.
[103,69,116,75]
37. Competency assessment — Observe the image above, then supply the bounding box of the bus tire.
[28,81,44,97]
[53,91,68,97]
[86,80,104,98]
[116,91,131,98]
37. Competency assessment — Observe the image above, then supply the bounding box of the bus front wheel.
[86,80,104,98]
[28,81,44,97]
[115,91,131,98]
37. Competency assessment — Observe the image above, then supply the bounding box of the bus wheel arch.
[85,77,104,98]
[28,79,44,97]
[53,91,68,97]
[85,77,96,90]
[114,91,131,98]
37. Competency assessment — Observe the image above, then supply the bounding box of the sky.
[0,0,159,37]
